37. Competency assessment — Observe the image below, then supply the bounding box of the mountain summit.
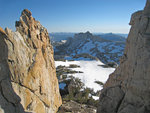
[97,0,150,113]
[53,31,125,63]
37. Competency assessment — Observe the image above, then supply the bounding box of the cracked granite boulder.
[0,9,62,113]
[97,0,150,113]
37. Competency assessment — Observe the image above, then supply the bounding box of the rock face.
[97,1,150,113]
[0,9,62,113]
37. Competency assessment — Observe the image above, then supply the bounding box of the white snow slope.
[55,60,115,92]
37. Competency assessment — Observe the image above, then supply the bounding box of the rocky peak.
[97,0,150,113]
[144,0,150,15]
[21,9,32,17]
[85,31,92,34]
[15,8,50,50]
[0,27,6,34]
[0,9,61,113]
[74,31,93,39]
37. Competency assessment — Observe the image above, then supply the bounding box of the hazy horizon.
[1,0,146,34]
[49,31,128,34]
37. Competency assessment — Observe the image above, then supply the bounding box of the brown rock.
[58,100,96,113]
[0,27,5,34]
[0,9,62,113]
[97,0,150,113]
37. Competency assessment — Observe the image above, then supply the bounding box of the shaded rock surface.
[0,9,61,113]
[97,0,150,113]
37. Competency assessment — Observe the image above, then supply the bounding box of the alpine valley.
[50,31,127,112]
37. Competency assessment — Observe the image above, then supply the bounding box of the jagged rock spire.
[21,9,32,17]
[0,9,62,113]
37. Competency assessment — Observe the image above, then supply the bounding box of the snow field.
[55,60,115,92]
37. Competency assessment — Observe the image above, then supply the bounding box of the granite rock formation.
[0,9,62,113]
[97,0,150,113]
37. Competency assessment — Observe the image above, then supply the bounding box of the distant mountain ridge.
[49,32,128,42]
[97,33,126,42]
[49,32,75,41]
[53,31,126,63]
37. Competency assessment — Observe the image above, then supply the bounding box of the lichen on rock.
[0,9,62,113]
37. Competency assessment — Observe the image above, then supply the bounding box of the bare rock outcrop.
[97,0,150,113]
[58,100,96,113]
[0,9,62,113]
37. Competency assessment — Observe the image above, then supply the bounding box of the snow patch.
[92,96,99,100]
[55,60,115,92]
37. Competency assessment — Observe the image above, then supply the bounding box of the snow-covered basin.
[55,60,115,92]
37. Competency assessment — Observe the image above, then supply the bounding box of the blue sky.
[0,0,146,33]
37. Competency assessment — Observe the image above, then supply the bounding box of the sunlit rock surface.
[0,9,62,113]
